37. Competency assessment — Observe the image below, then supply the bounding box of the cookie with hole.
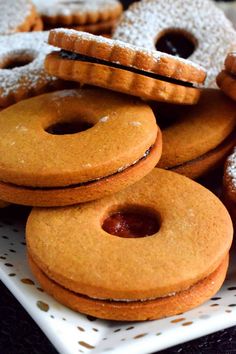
[113,0,236,88]
[217,52,236,101]
[153,89,236,179]
[0,0,38,35]
[223,147,236,223]
[0,88,161,207]
[33,0,122,27]
[0,31,67,108]
[45,28,206,105]
[26,168,233,321]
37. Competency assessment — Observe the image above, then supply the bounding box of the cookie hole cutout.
[1,50,36,69]
[102,206,161,238]
[155,29,197,59]
[45,121,93,135]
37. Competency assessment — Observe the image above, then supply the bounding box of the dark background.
[1,0,236,354]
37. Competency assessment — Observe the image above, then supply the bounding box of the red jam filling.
[155,32,195,59]
[102,211,160,238]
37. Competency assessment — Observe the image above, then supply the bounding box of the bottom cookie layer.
[28,255,228,322]
[0,134,162,207]
[170,130,236,179]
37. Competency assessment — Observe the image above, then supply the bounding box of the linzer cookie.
[223,147,236,221]
[0,0,38,35]
[33,0,122,33]
[26,169,233,321]
[45,29,206,104]
[113,0,236,88]
[155,89,236,179]
[0,88,162,207]
[217,52,236,100]
[0,32,64,108]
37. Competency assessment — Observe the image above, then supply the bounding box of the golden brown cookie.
[0,32,64,108]
[217,52,236,101]
[155,89,236,178]
[223,147,236,222]
[33,0,122,26]
[0,0,38,35]
[113,0,236,88]
[0,89,161,207]
[26,169,233,321]
[45,29,206,104]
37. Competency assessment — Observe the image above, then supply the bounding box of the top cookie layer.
[113,0,236,87]
[0,88,158,187]
[27,168,232,300]
[0,0,36,35]
[33,0,122,25]
[48,28,206,84]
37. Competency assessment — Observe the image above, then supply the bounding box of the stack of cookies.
[0,0,236,322]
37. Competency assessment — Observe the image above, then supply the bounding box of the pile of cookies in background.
[1,0,236,322]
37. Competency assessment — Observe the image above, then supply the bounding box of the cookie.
[223,147,236,219]
[113,0,236,88]
[0,0,38,35]
[0,32,64,108]
[217,52,236,100]
[0,89,162,207]
[26,169,233,321]
[45,28,206,104]
[155,89,236,179]
[33,0,122,26]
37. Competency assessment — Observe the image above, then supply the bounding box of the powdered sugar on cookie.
[226,148,236,191]
[0,31,59,107]
[113,0,236,87]
[33,0,121,17]
[0,0,34,35]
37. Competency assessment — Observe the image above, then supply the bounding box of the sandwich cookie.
[155,89,236,179]
[0,31,65,108]
[26,169,233,321]
[0,88,161,207]
[0,0,38,35]
[33,0,122,33]
[223,147,236,222]
[217,52,236,101]
[45,28,206,104]
[113,0,236,88]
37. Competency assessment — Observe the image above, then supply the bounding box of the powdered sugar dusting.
[129,121,142,127]
[33,0,120,17]
[99,116,109,123]
[0,0,33,35]
[113,0,236,87]
[52,28,205,73]
[0,31,58,102]
[226,147,236,190]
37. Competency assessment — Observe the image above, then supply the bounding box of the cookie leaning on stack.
[45,28,206,104]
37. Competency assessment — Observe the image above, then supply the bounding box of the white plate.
[0,206,236,354]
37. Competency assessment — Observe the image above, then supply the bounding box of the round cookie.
[113,0,236,88]
[217,52,236,100]
[26,169,233,321]
[0,31,64,108]
[155,89,236,179]
[223,147,236,220]
[33,0,122,26]
[0,0,37,35]
[0,88,161,207]
[45,28,206,105]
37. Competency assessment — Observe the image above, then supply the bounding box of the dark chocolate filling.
[59,50,195,88]
[1,147,152,191]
